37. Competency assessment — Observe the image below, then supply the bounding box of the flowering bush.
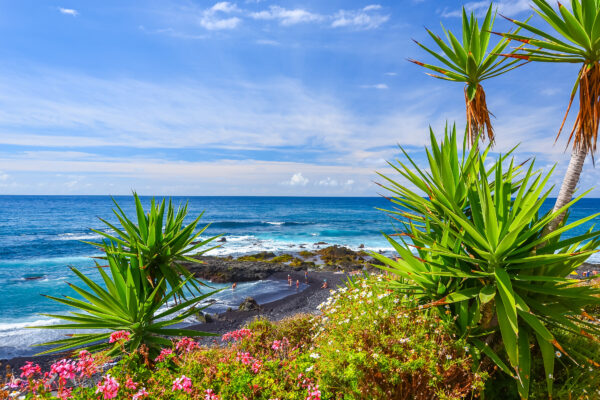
[2,276,488,400]
[312,275,485,399]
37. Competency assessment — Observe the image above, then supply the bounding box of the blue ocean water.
[0,195,599,358]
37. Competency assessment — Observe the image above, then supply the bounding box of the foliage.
[34,249,220,358]
[502,0,600,154]
[312,275,485,399]
[410,5,524,144]
[372,127,600,398]
[7,276,484,400]
[90,193,221,301]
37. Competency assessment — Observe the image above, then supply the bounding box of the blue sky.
[0,0,597,196]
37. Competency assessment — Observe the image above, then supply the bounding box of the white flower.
[310,353,320,359]
[305,365,314,372]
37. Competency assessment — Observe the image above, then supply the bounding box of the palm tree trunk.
[546,148,587,233]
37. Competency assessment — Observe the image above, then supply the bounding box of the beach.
[0,267,349,372]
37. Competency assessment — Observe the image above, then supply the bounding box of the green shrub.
[373,126,600,398]
[312,275,486,399]
[91,193,221,301]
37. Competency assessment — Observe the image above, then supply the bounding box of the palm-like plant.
[35,248,220,358]
[374,128,600,398]
[410,4,525,145]
[501,0,600,232]
[90,193,221,302]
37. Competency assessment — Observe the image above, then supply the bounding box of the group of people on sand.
[231,270,328,290]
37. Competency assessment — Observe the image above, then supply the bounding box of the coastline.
[0,269,349,372]
[3,253,599,373]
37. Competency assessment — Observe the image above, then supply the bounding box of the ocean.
[1,195,599,359]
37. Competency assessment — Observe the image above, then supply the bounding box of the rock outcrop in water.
[184,256,304,283]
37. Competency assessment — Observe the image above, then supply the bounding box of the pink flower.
[172,375,193,394]
[125,378,138,390]
[20,361,41,378]
[133,388,149,399]
[96,374,120,399]
[306,383,321,400]
[205,388,220,400]
[154,348,174,363]
[236,351,254,365]
[175,337,199,353]
[58,387,73,400]
[221,328,252,342]
[251,360,263,373]
[76,350,97,378]
[50,359,77,381]
[109,330,131,343]
[271,337,289,351]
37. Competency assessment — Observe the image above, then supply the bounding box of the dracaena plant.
[501,0,600,233]
[89,193,221,302]
[34,247,220,358]
[410,4,525,145]
[373,127,600,398]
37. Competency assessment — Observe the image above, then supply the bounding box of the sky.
[0,0,597,196]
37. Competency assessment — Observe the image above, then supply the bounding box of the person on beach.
[304,270,308,283]
[321,279,328,289]
[296,279,299,289]
[232,282,237,290]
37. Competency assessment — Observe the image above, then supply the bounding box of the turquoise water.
[0,195,599,358]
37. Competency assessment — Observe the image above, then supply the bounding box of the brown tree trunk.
[545,148,587,233]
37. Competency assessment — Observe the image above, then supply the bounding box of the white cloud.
[345,179,354,186]
[287,172,309,186]
[250,6,323,26]
[200,2,242,30]
[442,0,531,18]
[255,39,280,46]
[0,171,8,181]
[331,6,389,30]
[58,7,78,16]
[318,177,338,186]
[360,84,388,90]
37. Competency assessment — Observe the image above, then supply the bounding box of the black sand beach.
[1,269,350,372]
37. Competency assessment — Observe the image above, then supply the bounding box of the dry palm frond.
[558,62,600,159]
[465,84,494,146]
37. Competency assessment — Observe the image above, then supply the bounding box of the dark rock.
[238,297,261,311]
[358,244,365,249]
[183,255,303,282]
[314,241,328,245]
[23,275,44,281]
[218,237,227,242]
[316,245,366,271]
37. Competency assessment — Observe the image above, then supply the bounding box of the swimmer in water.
[232,282,237,290]
[296,279,300,289]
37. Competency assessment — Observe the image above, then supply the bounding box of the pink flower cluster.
[155,348,174,362]
[96,374,120,399]
[176,337,199,353]
[236,351,254,365]
[132,388,149,399]
[109,330,131,343]
[221,328,252,342]
[306,384,321,400]
[50,359,77,381]
[172,375,193,393]
[271,337,290,351]
[20,361,41,379]
[235,351,263,374]
[204,388,220,400]
[76,350,97,378]
[125,377,138,390]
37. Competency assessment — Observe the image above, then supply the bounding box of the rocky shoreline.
[3,245,598,373]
